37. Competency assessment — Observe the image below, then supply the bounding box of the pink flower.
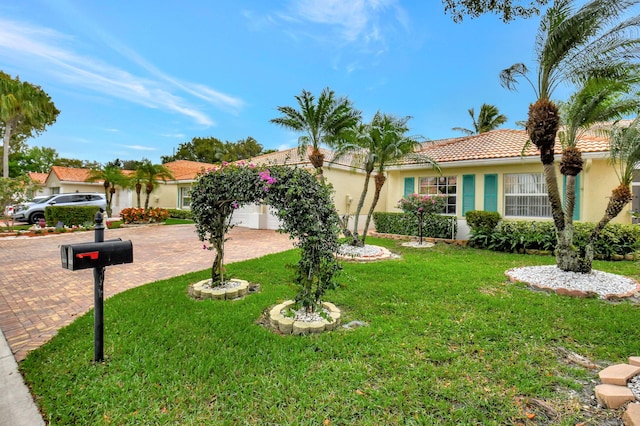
[232,201,239,209]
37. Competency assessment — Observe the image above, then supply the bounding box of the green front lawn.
[20,239,640,425]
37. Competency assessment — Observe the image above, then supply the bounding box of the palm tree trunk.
[309,148,325,181]
[135,183,142,209]
[2,121,13,178]
[349,171,372,246]
[361,173,386,245]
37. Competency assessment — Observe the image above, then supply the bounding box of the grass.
[20,239,640,425]
[164,218,194,225]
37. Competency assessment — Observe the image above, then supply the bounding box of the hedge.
[45,206,101,227]
[468,218,640,259]
[166,208,193,219]
[372,212,457,239]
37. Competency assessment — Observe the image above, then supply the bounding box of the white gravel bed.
[283,307,330,323]
[629,375,640,400]
[507,265,639,298]
[401,241,435,248]
[338,244,384,257]
[200,279,241,290]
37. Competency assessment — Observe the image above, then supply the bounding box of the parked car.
[12,193,107,224]
[4,195,50,218]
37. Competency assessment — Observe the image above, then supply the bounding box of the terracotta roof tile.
[28,172,48,184]
[50,166,96,182]
[401,129,610,165]
[162,160,217,180]
[249,146,361,169]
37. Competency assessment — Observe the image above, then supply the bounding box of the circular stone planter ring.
[269,300,341,335]
[191,278,250,300]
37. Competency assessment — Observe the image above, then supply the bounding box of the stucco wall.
[385,157,633,225]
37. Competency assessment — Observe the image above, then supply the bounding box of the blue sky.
[1,0,572,164]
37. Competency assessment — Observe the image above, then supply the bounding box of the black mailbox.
[61,238,133,271]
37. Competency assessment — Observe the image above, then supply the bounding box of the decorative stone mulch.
[268,300,341,335]
[335,244,397,262]
[189,278,253,300]
[401,241,435,248]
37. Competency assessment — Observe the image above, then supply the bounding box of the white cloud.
[0,17,243,125]
[123,145,156,151]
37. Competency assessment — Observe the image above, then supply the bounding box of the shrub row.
[166,208,193,219]
[120,207,169,224]
[372,212,457,240]
[45,206,101,227]
[466,210,640,259]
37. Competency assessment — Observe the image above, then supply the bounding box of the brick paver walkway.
[0,225,294,361]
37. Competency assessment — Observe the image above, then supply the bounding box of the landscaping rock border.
[268,300,341,335]
[190,278,251,300]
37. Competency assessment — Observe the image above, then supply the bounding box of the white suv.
[12,193,107,224]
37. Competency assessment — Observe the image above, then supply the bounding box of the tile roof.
[249,146,362,170]
[401,129,610,165]
[163,160,217,181]
[28,172,48,184]
[50,166,96,183]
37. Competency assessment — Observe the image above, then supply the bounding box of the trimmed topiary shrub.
[372,212,457,239]
[167,208,193,219]
[466,210,502,248]
[45,206,101,227]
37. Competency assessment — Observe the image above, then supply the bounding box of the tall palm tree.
[86,163,128,217]
[335,113,440,247]
[0,72,59,178]
[136,160,174,209]
[270,87,361,180]
[452,103,507,135]
[499,0,640,273]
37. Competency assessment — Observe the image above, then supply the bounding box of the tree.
[0,72,59,178]
[0,175,39,229]
[443,0,548,22]
[452,104,508,135]
[54,158,100,169]
[15,146,59,173]
[161,136,226,164]
[221,136,263,161]
[136,159,174,209]
[270,87,361,180]
[334,112,440,247]
[499,0,640,273]
[86,162,128,217]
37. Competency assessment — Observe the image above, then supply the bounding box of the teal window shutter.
[462,174,475,215]
[484,174,498,212]
[404,177,415,196]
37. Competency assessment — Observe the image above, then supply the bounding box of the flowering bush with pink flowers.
[397,193,447,244]
[120,207,169,224]
[397,193,447,216]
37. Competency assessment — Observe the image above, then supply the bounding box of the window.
[179,187,191,209]
[50,187,60,195]
[419,176,457,214]
[504,173,551,217]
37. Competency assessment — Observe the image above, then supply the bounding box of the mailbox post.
[60,210,133,362]
[94,211,105,362]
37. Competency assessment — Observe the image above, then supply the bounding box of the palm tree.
[270,87,361,180]
[0,72,59,178]
[86,163,128,217]
[499,0,640,273]
[335,113,440,247]
[452,103,507,135]
[136,160,174,209]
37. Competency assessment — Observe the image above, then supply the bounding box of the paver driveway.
[0,225,295,361]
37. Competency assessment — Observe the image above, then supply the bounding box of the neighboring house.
[43,166,134,217]
[153,160,217,211]
[27,172,48,196]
